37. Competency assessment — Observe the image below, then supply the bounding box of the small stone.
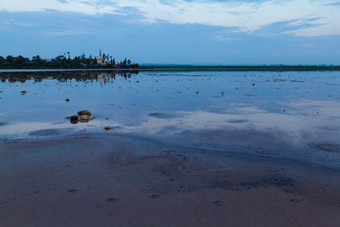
[66,99,70,102]
[196,91,199,94]
[80,115,90,120]
[212,200,223,206]
[104,126,112,131]
[150,194,160,199]
[71,120,78,124]
[290,198,302,203]
[107,198,118,202]
[252,83,255,86]
[79,116,89,123]
[70,115,78,124]
[70,115,78,121]
[77,110,92,116]
[21,90,27,94]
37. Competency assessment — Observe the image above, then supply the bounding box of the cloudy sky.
[1,0,340,64]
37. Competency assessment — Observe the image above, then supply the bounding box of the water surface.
[1,71,340,167]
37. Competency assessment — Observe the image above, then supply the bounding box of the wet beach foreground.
[1,71,340,226]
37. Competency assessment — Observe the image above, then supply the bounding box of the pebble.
[107,198,118,202]
[150,194,160,199]
[77,110,92,116]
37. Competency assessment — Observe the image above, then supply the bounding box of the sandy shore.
[1,134,340,226]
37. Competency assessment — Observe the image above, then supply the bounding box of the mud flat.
[1,134,340,227]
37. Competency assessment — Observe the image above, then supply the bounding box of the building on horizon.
[96,50,105,65]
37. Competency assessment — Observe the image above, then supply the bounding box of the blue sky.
[0,0,340,65]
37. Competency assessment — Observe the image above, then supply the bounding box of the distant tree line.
[0,52,139,69]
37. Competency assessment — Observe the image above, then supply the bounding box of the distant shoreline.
[153,65,340,72]
[1,65,340,73]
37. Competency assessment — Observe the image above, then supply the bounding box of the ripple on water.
[227,119,249,124]
[29,129,60,136]
[310,143,340,152]
[148,113,174,119]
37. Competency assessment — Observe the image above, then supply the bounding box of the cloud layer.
[1,0,339,36]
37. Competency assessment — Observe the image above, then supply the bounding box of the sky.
[0,0,340,65]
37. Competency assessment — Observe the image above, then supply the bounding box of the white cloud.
[215,35,236,41]
[0,0,340,37]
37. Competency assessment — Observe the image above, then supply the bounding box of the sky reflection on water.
[1,71,340,166]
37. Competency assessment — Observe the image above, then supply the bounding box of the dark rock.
[77,110,92,116]
[70,115,78,121]
[70,115,79,124]
[290,198,302,203]
[150,194,160,199]
[107,198,118,202]
[212,200,224,206]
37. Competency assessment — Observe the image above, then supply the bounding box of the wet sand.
[1,134,340,227]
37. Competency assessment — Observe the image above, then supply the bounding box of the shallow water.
[1,71,340,167]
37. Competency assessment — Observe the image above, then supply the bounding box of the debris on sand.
[107,198,118,202]
[150,194,160,199]
[66,110,95,124]
[212,200,224,206]
[290,198,302,203]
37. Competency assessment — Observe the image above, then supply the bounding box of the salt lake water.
[1,70,340,168]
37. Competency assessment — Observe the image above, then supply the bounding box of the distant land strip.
[152,65,340,71]
[1,65,340,73]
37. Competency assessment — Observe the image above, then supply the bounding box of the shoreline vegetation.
[1,54,340,72]
[0,52,139,70]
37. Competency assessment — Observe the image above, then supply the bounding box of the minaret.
[99,49,102,57]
